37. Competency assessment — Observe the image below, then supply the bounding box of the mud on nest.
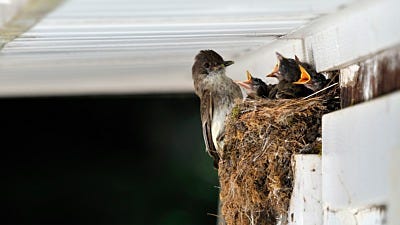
[219,86,339,225]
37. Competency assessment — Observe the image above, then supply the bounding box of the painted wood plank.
[299,0,400,72]
[388,145,400,225]
[324,206,386,225]
[322,91,400,224]
[339,47,400,108]
[231,0,400,83]
[287,155,322,225]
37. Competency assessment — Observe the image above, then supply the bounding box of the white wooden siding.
[322,91,400,225]
[288,155,322,225]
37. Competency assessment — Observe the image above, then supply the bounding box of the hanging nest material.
[219,85,339,225]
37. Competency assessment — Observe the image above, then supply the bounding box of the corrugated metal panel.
[0,0,354,96]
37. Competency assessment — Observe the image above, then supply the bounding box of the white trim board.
[301,0,400,71]
[322,91,400,224]
[232,0,400,76]
[288,155,322,225]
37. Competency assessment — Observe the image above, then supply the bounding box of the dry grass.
[219,86,339,225]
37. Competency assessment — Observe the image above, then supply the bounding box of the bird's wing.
[275,82,295,99]
[200,90,220,168]
[267,85,277,99]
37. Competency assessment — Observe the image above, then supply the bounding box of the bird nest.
[219,85,339,225]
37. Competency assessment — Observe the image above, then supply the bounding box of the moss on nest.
[219,86,339,225]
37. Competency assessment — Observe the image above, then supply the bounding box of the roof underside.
[0,0,354,96]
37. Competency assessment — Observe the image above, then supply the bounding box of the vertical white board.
[322,91,400,224]
[288,155,322,225]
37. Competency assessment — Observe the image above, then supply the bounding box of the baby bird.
[292,55,329,92]
[266,52,300,82]
[236,71,275,99]
[266,52,312,98]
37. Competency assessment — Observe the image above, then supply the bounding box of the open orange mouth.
[293,65,311,84]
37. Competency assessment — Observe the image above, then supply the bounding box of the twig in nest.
[327,72,340,86]
[241,108,255,114]
[303,82,339,100]
[207,213,222,218]
[252,124,272,161]
[253,137,272,162]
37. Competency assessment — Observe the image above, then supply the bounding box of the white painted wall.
[286,0,400,71]
[389,144,400,225]
[284,92,400,225]
[322,91,400,225]
[288,155,322,225]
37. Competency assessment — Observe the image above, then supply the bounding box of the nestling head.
[266,52,300,82]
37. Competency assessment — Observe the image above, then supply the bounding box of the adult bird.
[266,52,312,98]
[292,55,329,92]
[192,50,243,168]
[236,71,275,99]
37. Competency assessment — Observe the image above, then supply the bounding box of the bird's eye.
[203,63,210,68]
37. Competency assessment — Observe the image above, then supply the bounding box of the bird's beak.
[294,55,301,63]
[275,51,284,61]
[267,52,284,77]
[246,70,253,81]
[235,71,253,89]
[223,60,234,67]
[266,62,280,77]
[212,61,233,71]
[293,65,312,84]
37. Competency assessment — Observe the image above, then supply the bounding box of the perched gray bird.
[192,50,243,168]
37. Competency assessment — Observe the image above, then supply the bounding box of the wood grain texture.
[340,47,400,108]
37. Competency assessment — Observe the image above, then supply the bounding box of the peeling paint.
[385,50,400,73]
[362,56,379,101]
[340,64,360,87]
[340,47,400,108]
[324,205,387,225]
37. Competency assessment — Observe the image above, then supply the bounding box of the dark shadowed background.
[0,94,218,224]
